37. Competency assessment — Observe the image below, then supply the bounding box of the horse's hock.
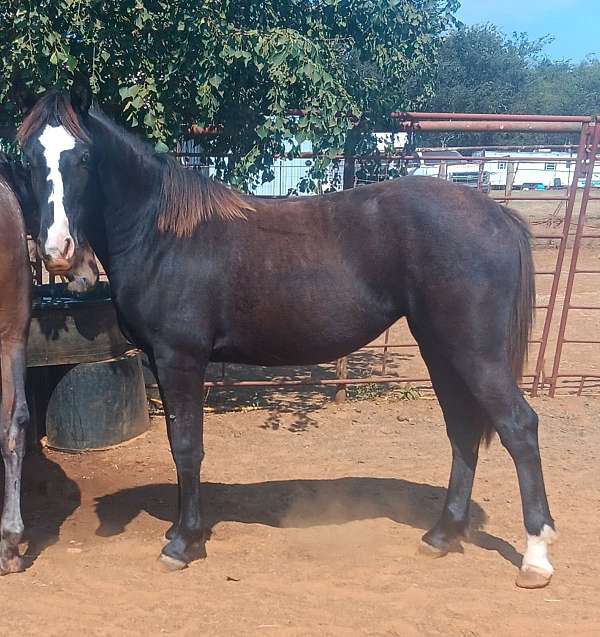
[26,282,149,451]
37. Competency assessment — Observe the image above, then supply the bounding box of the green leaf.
[0,0,460,192]
[155,141,169,153]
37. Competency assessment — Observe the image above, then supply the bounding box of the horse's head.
[17,84,97,282]
[2,144,99,293]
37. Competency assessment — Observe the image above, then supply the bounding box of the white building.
[476,149,577,190]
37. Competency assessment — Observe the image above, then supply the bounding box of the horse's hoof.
[0,555,24,575]
[418,540,448,558]
[515,566,552,589]
[158,553,188,572]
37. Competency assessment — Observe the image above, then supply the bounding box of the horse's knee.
[495,402,540,461]
[13,400,29,431]
[0,404,28,459]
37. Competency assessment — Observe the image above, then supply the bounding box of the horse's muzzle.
[42,255,74,274]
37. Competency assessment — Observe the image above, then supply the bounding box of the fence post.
[531,125,590,397]
[334,130,359,403]
[335,357,348,404]
[505,162,517,198]
[547,120,600,396]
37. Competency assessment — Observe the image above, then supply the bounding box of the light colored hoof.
[516,566,552,589]
[158,553,188,572]
[418,540,448,559]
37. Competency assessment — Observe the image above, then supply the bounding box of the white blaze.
[38,125,76,256]
[522,524,557,575]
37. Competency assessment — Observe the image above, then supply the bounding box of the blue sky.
[457,0,599,61]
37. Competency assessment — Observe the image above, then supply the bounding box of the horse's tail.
[482,205,535,446]
[503,205,535,381]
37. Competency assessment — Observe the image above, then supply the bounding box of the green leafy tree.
[0,0,458,187]
[516,57,600,116]
[429,24,549,115]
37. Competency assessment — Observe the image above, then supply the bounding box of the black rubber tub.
[28,282,133,367]
[26,283,149,451]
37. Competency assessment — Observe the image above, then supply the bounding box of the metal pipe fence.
[29,112,600,398]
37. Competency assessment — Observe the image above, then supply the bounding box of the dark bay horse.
[18,89,556,588]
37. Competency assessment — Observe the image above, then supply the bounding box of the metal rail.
[548,120,600,396]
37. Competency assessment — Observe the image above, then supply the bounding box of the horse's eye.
[81,151,90,165]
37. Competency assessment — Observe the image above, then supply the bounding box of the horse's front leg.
[154,349,208,570]
[0,340,29,574]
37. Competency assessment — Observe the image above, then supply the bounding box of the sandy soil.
[2,395,600,636]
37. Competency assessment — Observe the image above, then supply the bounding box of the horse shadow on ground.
[0,450,82,569]
[94,477,522,568]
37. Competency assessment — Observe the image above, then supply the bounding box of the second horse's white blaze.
[522,524,557,574]
[38,124,76,256]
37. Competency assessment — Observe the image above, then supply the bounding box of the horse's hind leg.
[416,342,487,556]
[448,350,555,588]
[0,339,29,574]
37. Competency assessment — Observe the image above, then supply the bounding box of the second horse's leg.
[0,340,29,574]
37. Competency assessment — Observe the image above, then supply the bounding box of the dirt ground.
[3,191,599,635]
[2,395,600,636]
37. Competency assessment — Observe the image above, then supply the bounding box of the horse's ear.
[70,72,93,113]
[10,75,36,115]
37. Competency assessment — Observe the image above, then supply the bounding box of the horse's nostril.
[62,236,74,259]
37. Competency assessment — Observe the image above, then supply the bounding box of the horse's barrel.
[27,282,149,451]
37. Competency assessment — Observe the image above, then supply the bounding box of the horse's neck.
[89,116,160,260]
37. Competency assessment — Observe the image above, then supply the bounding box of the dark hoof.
[516,567,552,589]
[0,554,24,575]
[418,540,448,558]
[160,534,207,570]
[158,553,188,572]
